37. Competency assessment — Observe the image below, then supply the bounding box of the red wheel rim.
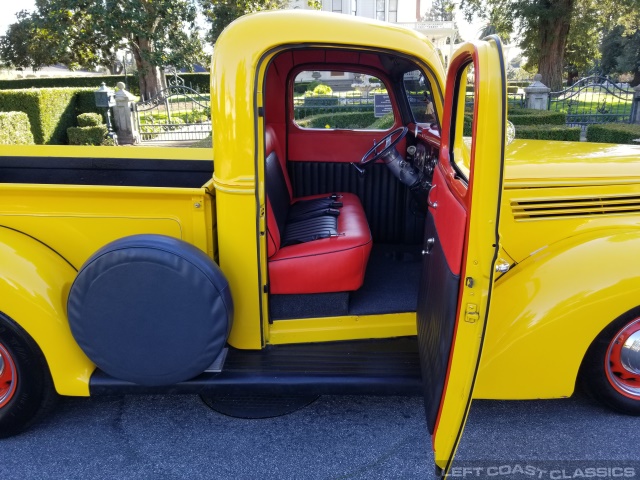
[605,318,640,399]
[0,342,18,408]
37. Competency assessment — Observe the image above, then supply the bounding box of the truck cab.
[211,11,506,474]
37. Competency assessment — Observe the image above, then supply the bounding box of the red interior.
[264,126,372,294]
[265,49,403,165]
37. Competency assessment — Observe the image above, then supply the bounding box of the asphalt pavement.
[1,387,639,480]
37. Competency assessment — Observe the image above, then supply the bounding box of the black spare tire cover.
[67,234,233,386]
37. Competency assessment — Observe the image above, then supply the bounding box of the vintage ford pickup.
[1,10,640,477]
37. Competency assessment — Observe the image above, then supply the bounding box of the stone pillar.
[112,82,140,145]
[524,74,551,110]
[632,85,640,124]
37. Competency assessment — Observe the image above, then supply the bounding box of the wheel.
[0,312,57,438]
[581,309,640,415]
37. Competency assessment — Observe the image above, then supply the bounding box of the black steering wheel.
[358,127,408,167]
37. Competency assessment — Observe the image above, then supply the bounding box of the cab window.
[450,62,475,180]
[292,70,394,130]
[402,70,438,125]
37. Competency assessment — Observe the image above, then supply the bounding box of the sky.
[0,0,35,35]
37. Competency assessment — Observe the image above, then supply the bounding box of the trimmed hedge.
[77,113,103,127]
[0,72,211,95]
[0,87,103,144]
[303,96,340,107]
[466,85,520,94]
[586,124,640,144]
[295,105,373,119]
[0,75,127,92]
[367,113,395,130]
[0,111,35,145]
[75,90,103,116]
[508,108,566,125]
[67,125,108,145]
[463,114,578,140]
[515,125,581,141]
[297,112,377,129]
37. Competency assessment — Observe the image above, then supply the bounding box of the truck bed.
[0,146,216,269]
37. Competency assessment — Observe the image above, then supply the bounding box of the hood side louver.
[511,194,640,220]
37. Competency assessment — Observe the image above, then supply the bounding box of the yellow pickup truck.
[2,11,640,477]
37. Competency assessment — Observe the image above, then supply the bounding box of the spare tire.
[67,235,233,386]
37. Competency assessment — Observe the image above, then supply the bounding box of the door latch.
[422,237,435,255]
[465,303,479,323]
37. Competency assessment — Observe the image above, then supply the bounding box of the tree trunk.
[536,0,575,91]
[132,37,163,100]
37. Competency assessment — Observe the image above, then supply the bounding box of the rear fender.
[0,227,93,397]
[476,228,640,399]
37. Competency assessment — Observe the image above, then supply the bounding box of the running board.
[89,337,422,396]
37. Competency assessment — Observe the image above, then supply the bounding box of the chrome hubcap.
[606,319,640,398]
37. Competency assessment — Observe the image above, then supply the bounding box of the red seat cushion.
[268,193,372,294]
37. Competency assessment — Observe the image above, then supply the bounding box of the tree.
[562,0,601,84]
[461,0,577,90]
[199,0,288,45]
[0,0,206,99]
[0,11,54,71]
[599,5,640,86]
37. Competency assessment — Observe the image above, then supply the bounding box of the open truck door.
[417,36,507,477]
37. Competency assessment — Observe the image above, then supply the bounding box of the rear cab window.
[293,70,395,131]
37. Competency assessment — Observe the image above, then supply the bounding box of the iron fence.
[134,72,211,142]
[549,76,634,126]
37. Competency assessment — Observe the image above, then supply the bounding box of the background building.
[292,0,458,67]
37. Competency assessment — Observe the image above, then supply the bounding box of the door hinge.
[465,303,479,323]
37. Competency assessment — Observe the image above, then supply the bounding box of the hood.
[505,139,640,188]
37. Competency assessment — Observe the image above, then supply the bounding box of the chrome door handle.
[422,237,435,255]
[427,184,437,209]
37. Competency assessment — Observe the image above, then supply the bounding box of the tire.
[0,312,57,438]
[67,234,233,386]
[581,308,640,415]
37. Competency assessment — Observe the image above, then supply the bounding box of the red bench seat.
[265,127,372,295]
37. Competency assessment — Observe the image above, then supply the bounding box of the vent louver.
[511,194,640,220]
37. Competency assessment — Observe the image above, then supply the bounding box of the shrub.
[0,72,210,95]
[295,105,372,119]
[303,96,340,107]
[0,75,128,92]
[312,84,332,95]
[67,125,109,145]
[297,111,377,129]
[515,124,581,141]
[0,111,35,145]
[462,114,577,140]
[75,90,103,116]
[586,124,640,144]
[77,113,103,127]
[0,88,83,144]
[367,113,395,130]
[508,109,566,125]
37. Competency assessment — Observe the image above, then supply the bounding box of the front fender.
[475,228,640,400]
[0,227,93,396]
